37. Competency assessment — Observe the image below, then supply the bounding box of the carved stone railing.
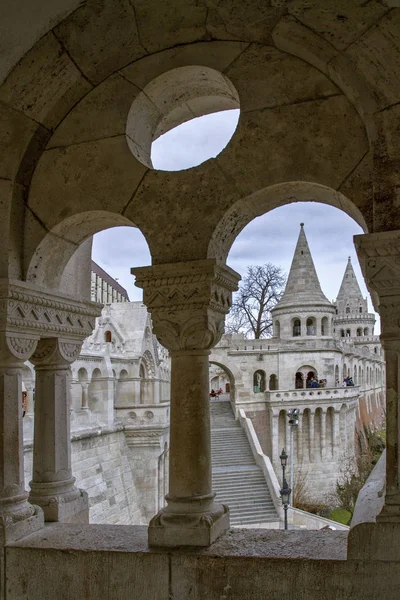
[267,387,360,405]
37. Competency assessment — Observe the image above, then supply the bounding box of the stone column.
[332,409,340,458]
[320,409,327,461]
[0,334,43,542]
[81,382,89,410]
[271,410,279,464]
[132,259,240,547]
[349,231,400,560]
[309,410,315,463]
[29,338,88,522]
[297,411,303,462]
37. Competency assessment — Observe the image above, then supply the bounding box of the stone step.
[211,405,279,525]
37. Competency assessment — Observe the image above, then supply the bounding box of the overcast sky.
[92,109,380,332]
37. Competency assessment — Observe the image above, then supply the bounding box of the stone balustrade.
[267,386,359,406]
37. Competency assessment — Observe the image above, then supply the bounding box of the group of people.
[306,377,327,389]
[210,388,223,398]
[342,376,355,387]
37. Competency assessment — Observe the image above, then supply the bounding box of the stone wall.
[24,428,147,526]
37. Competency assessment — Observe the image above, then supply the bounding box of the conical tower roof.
[336,257,364,304]
[274,223,332,309]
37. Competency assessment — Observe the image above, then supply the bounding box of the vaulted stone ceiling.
[1,1,399,288]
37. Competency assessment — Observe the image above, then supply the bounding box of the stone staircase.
[210,399,279,527]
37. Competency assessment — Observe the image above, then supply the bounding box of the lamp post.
[279,448,291,530]
[287,408,299,505]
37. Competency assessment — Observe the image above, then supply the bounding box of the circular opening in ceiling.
[126,66,240,171]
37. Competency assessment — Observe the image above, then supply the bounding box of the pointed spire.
[336,256,364,306]
[276,223,331,308]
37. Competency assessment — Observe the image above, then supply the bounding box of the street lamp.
[287,408,299,505]
[279,448,291,530]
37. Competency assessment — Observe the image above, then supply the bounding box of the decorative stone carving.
[132,259,240,351]
[0,280,102,343]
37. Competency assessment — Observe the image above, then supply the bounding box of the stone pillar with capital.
[132,259,240,547]
[29,338,88,522]
[0,333,44,543]
[349,230,400,560]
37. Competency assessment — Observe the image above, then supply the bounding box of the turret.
[271,224,335,340]
[333,257,375,338]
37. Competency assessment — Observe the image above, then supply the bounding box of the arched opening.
[306,370,317,388]
[357,328,362,336]
[209,361,235,402]
[292,318,301,337]
[321,316,328,336]
[335,365,339,386]
[126,66,240,171]
[346,329,351,337]
[116,369,130,406]
[341,329,345,337]
[346,306,350,314]
[104,330,112,343]
[364,327,369,336]
[295,372,304,389]
[269,374,278,391]
[274,320,281,338]
[253,370,266,393]
[306,317,316,336]
[88,368,103,414]
[139,363,147,405]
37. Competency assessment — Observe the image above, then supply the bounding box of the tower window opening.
[104,331,112,343]
[293,319,301,337]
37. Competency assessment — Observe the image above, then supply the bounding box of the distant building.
[210,224,386,502]
[91,260,130,304]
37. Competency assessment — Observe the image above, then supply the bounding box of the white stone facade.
[210,226,386,501]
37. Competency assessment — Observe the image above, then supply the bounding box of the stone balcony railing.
[266,386,360,405]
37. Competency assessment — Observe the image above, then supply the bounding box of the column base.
[29,483,89,523]
[148,500,230,547]
[348,520,400,561]
[0,502,44,545]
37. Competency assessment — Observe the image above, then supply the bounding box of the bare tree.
[226,264,286,339]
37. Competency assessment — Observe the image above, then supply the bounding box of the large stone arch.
[207,181,368,264]
[209,360,237,404]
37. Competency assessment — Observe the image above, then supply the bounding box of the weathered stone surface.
[225,44,339,113]
[125,161,240,263]
[48,74,141,148]
[205,0,284,43]
[54,0,146,84]
[28,137,147,232]
[132,0,207,54]
[287,0,390,51]
[215,94,368,197]
[120,41,249,90]
[0,32,92,128]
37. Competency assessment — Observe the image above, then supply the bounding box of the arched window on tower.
[295,372,304,389]
[321,316,328,336]
[359,306,362,313]
[293,319,301,337]
[274,320,280,338]
[306,317,316,336]
[364,327,369,336]
[253,370,266,393]
[346,306,350,314]
[104,330,112,343]
[357,328,362,336]
[341,330,345,337]
[346,329,351,337]
[269,374,278,391]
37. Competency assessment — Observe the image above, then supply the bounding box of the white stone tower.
[271,222,336,341]
[334,257,375,339]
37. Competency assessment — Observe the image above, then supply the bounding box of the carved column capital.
[0,333,38,364]
[132,260,240,352]
[355,230,400,341]
[31,338,82,367]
